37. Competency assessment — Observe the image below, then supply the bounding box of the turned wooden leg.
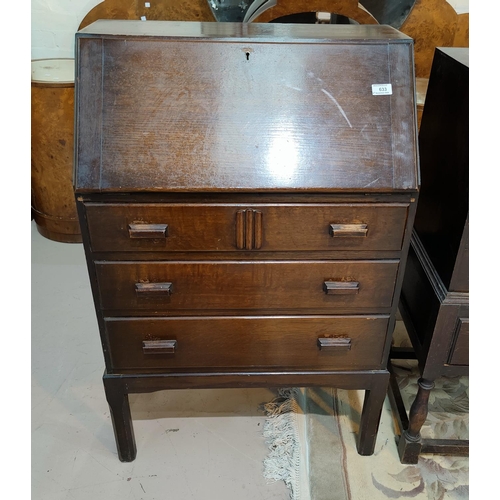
[357,373,390,456]
[397,378,434,464]
[103,377,137,462]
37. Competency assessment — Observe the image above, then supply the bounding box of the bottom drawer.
[105,316,389,371]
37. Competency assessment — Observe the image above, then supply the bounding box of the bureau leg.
[397,378,435,464]
[357,373,389,456]
[103,377,137,462]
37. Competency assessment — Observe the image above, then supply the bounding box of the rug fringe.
[262,388,303,500]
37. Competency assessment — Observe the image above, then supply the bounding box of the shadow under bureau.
[74,20,419,462]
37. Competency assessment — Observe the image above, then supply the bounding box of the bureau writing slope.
[74,20,419,462]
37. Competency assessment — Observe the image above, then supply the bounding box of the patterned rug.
[334,374,469,500]
[264,321,469,499]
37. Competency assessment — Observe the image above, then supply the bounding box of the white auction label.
[372,84,392,95]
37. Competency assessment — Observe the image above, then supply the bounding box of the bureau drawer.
[95,260,399,314]
[105,316,389,371]
[85,203,408,253]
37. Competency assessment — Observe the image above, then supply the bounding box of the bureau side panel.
[387,42,419,191]
[413,48,469,290]
[74,38,103,191]
[399,238,441,364]
[75,198,113,369]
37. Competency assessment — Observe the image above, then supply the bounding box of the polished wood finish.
[106,316,389,371]
[75,21,419,462]
[75,22,418,194]
[396,377,434,463]
[413,48,469,292]
[388,48,469,464]
[31,59,82,242]
[86,203,409,253]
[406,378,434,437]
[76,0,468,124]
[400,0,469,78]
[103,369,390,461]
[95,260,399,314]
[255,0,469,79]
[415,77,429,129]
[78,0,214,30]
[103,378,136,462]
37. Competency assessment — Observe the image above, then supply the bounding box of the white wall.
[447,0,469,15]
[31,1,469,60]
[31,0,103,59]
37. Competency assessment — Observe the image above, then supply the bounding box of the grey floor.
[31,221,291,500]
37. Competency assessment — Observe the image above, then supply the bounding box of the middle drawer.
[95,260,399,314]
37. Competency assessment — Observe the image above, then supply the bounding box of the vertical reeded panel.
[245,209,254,250]
[254,211,263,249]
[236,209,263,250]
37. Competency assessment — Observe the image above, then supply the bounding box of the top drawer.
[85,203,408,253]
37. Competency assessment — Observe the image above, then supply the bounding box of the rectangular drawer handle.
[329,223,367,237]
[128,223,168,239]
[142,339,177,354]
[323,281,359,295]
[317,337,352,351]
[135,282,173,296]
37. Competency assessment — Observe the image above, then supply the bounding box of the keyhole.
[245,52,250,61]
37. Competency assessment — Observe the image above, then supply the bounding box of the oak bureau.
[74,20,419,462]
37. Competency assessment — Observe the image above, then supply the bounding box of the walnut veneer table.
[74,20,419,462]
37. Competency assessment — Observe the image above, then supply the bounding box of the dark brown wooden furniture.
[74,20,419,462]
[388,47,469,464]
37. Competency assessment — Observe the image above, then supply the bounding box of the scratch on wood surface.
[321,89,353,128]
[364,178,380,188]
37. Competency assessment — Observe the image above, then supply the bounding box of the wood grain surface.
[85,202,409,253]
[75,22,417,193]
[105,315,390,371]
